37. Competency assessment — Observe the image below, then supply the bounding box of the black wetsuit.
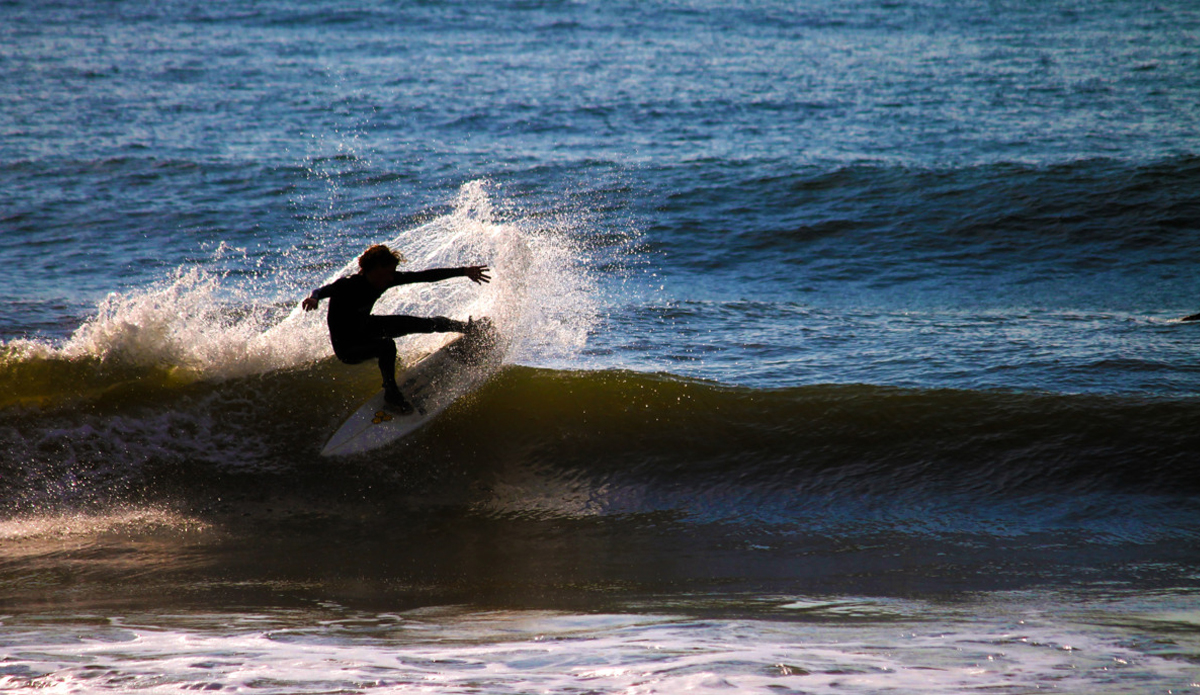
[311,268,468,387]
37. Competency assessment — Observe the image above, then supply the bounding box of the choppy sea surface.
[3,0,1200,692]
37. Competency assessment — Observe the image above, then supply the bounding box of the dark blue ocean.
[3,1,1200,692]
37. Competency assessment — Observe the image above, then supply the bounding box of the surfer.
[301,244,491,414]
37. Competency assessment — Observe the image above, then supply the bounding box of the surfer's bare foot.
[383,385,414,414]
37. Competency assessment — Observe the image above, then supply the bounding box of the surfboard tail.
[446,317,501,365]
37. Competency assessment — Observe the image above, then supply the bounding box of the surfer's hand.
[302,296,319,311]
[464,265,491,284]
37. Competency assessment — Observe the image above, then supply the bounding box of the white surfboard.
[320,319,504,456]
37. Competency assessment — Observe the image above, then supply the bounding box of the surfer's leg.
[345,338,413,414]
[360,317,470,414]
[373,340,415,414]
[336,339,406,398]
[371,338,398,388]
[368,315,469,338]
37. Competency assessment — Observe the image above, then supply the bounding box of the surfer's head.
[358,244,405,272]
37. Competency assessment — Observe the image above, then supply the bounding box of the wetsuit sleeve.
[309,277,347,301]
[391,268,470,286]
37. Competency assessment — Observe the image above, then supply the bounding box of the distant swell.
[655,155,1200,290]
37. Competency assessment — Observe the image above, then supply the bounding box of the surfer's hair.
[358,244,405,271]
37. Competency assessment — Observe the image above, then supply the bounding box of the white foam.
[3,599,1199,694]
[273,179,599,364]
[3,180,599,382]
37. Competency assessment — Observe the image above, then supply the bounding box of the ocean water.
[3,0,1200,692]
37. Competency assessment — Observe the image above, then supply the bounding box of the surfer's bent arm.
[301,283,336,311]
[391,265,491,287]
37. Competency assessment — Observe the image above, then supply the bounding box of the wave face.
[3,362,1198,546]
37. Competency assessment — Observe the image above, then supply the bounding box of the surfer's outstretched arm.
[392,265,491,287]
[300,265,488,312]
[464,265,490,284]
